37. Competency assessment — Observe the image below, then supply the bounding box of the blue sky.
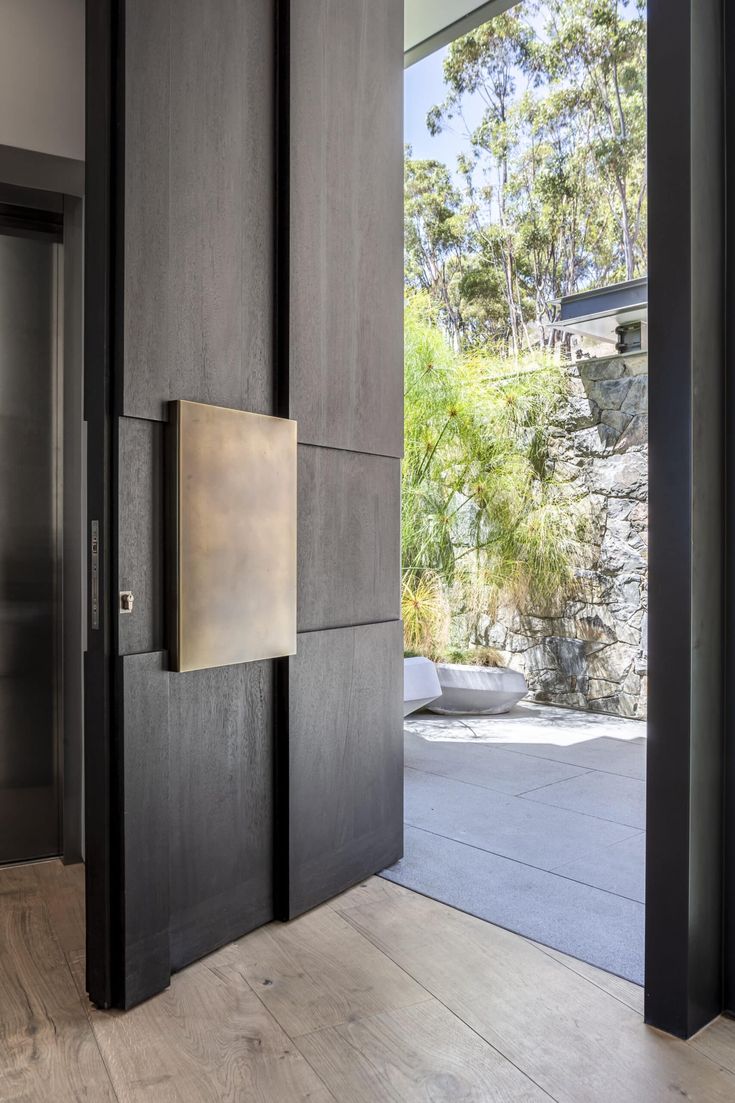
[404,46,484,174]
[404,1,645,177]
[403,9,551,181]
[404,47,453,162]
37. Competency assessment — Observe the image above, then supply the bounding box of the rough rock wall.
[476,352,648,719]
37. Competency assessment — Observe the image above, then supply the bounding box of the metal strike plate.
[119,590,135,614]
[91,520,100,629]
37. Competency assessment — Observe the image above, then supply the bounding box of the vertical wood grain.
[100,0,404,1008]
[107,0,278,1007]
[288,0,404,457]
[284,622,403,917]
[120,652,171,1006]
[123,0,274,419]
[297,445,401,632]
[167,0,274,417]
[168,661,274,970]
[280,0,405,921]
[123,0,170,420]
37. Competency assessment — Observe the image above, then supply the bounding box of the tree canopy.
[405,0,647,356]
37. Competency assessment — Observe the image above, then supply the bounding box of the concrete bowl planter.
[428,662,527,715]
[403,656,442,717]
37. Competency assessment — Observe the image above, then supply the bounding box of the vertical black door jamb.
[84,0,123,1009]
[646,0,726,1037]
[724,0,735,1017]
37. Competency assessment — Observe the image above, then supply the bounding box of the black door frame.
[85,0,733,1033]
[84,0,120,1009]
[646,0,728,1037]
[727,0,735,1019]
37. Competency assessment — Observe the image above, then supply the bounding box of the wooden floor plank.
[338,879,735,1103]
[296,997,553,1103]
[328,875,405,915]
[227,902,430,1038]
[525,938,645,1015]
[336,879,648,1017]
[336,879,647,1016]
[33,860,86,964]
[4,861,735,1103]
[75,945,334,1103]
[0,864,117,1103]
[690,1016,735,1076]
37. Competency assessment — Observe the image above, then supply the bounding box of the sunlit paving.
[389,704,646,982]
[407,701,645,746]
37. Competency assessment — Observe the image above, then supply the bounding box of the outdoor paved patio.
[381,702,646,984]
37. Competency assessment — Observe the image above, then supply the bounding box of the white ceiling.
[404,0,517,65]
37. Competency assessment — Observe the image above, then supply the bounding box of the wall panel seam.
[297,619,401,638]
[298,438,404,462]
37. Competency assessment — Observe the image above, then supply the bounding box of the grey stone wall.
[475,352,648,719]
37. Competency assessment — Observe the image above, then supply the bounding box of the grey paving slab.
[406,705,647,779]
[521,769,646,830]
[500,736,646,781]
[406,714,477,739]
[398,705,647,984]
[404,730,590,795]
[551,831,646,903]
[411,702,643,744]
[404,767,639,871]
[381,825,644,983]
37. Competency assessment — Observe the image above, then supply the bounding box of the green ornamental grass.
[402,293,583,658]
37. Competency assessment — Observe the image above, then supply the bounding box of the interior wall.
[0,0,84,161]
[0,4,86,857]
[0,179,85,868]
[0,0,87,871]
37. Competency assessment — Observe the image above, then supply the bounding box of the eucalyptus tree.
[404,156,472,349]
[535,0,647,280]
[407,0,647,353]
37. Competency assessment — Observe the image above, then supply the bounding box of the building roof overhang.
[404,1,517,66]
[554,277,648,346]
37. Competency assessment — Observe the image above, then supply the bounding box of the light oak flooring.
[1,861,735,1101]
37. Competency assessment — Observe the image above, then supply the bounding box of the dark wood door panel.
[282,621,403,918]
[88,0,404,1011]
[122,0,169,420]
[119,651,171,1008]
[288,0,404,458]
[123,0,274,421]
[167,660,274,970]
[297,445,401,632]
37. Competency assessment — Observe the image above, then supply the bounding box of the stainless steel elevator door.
[0,228,61,863]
